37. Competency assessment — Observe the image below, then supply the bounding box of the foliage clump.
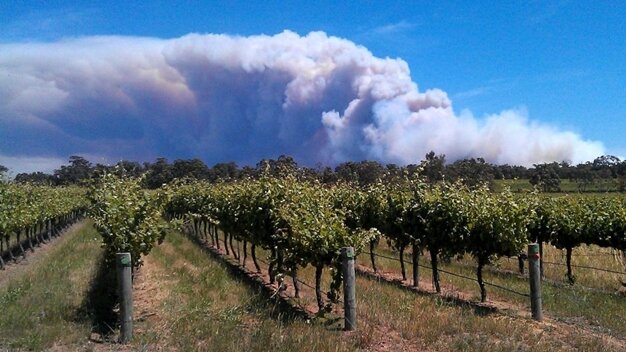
[87,172,168,268]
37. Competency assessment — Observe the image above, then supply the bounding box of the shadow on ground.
[77,254,119,341]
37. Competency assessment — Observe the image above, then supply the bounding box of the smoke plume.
[0,31,604,172]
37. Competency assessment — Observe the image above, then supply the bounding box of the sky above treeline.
[1,1,625,174]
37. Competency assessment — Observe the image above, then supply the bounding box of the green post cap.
[342,247,355,259]
[527,243,540,259]
[117,253,132,266]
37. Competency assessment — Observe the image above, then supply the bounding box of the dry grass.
[131,230,357,352]
[189,231,625,351]
[0,220,103,351]
[358,241,626,340]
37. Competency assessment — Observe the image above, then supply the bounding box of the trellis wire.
[362,251,530,298]
[498,248,625,274]
[540,260,625,275]
[210,234,340,302]
[255,252,342,302]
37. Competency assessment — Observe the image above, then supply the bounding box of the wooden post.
[341,247,356,331]
[116,253,133,343]
[528,243,542,321]
[412,243,419,287]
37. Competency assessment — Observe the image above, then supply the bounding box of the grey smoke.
[0,31,604,172]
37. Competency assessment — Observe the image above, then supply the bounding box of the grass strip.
[133,229,358,352]
[0,220,103,351]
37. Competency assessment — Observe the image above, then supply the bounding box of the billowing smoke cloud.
[0,31,604,172]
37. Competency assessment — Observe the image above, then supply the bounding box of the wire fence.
[502,256,626,295]
[540,260,626,275]
[203,231,341,303]
[362,251,530,298]
[189,224,546,303]
[495,249,626,276]
[434,249,626,283]
[250,251,342,302]
[571,253,622,257]
[504,250,626,274]
[184,222,625,301]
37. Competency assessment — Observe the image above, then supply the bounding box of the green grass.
[358,243,626,339]
[354,272,618,351]
[493,179,536,193]
[5,220,613,350]
[4,218,620,351]
[134,230,358,352]
[493,179,622,193]
[194,231,624,350]
[0,220,103,351]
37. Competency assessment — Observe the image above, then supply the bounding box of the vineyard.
[164,174,626,306]
[2,172,626,350]
[0,183,87,269]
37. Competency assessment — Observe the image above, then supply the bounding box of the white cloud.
[370,20,418,35]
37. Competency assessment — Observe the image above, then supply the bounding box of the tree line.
[5,152,626,191]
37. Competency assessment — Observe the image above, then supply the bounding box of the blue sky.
[1,1,625,172]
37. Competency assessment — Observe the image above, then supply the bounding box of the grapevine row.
[165,174,626,304]
[0,183,87,269]
[339,181,626,294]
[164,175,374,312]
[529,195,626,283]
